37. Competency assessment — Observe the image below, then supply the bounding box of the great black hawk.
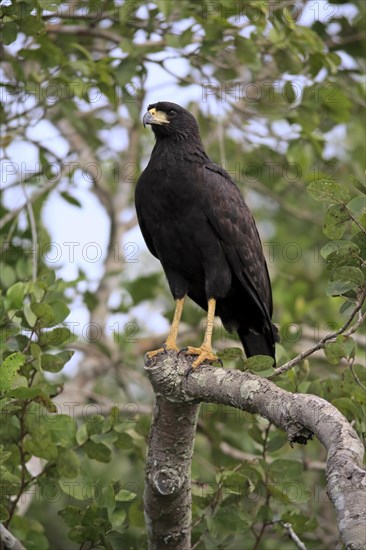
[135,102,278,367]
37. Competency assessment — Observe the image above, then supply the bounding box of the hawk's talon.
[182,345,220,368]
[146,342,179,361]
[146,347,165,360]
[178,346,188,357]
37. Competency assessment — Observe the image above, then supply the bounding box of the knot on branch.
[144,351,197,403]
[152,467,184,496]
[286,421,314,446]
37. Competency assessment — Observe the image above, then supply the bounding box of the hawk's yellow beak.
[143,108,170,127]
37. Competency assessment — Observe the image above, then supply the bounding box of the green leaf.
[321,241,360,266]
[0,446,12,464]
[8,387,46,399]
[308,180,351,203]
[96,483,116,513]
[332,266,364,286]
[47,301,70,324]
[47,415,77,448]
[326,280,357,296]
[0,503,10,521]
[0,352,26,392]
[30,302,55,328]
[234,36,259,68]
[6,282,26,309]
[56,449,80,479]
[332,397,361,421]
[2,21,18,45]
[124,273,162,305]
[257,504,272,523]
[59,191,82,207]
[110,509,126,530]
[214,506,251,533]
[323,204,350,239]
[347,196,366,229]
[267,432,288,452]
[39,327,73,347]
[76,423,88,446]
[269,459,303,480]
[115,489,136,502]
[0,264,16,288]
[350,176,366,195]
[114,432,134,449]
[58,505,84,528]
[283,81,296,103]
[324,340,346,365]
[248,424,264,445]
[84,441,111,463]
[86,415,105,436]
[23,303,38,328]
[23,433,58,461]
[128,501,145,528]
[68,525,97,543]
[217,347,244,361]
[41,351,74,373]
[352,232,366,260]
[59,476,95,501]
[244,355,274,371]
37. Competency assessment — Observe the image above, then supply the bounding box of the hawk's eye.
[168,110,176,117]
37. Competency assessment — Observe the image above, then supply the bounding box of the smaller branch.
[45,24,165,49]
[0,524,26,550]
[46,23,122,43]
[349,361,366,392]
[0,178,60,230]
[271,291,366,377]
[219,442,326,470]
[22,184,38,282]
[281,522,307,550]
[345,204,366,235]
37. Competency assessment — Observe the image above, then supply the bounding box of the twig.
[349,360,366,392]
[0,178,60,230]
[22,184,38,282]
[45,23,165,49]
[345,204,366,235]
[281,522,308,550]
[219,442,326,470]
[271,291,366,378]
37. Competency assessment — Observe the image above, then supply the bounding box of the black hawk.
[135,102,278,367]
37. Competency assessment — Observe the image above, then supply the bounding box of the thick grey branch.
[144,352,366,550]
[0,524,26,550]
[144,395,200,550]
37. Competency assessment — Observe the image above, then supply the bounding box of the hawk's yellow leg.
[184,298,219,367]
[146,297,185,358]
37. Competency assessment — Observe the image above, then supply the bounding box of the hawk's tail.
[237,324,279,366]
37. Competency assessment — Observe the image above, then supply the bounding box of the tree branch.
[0,177,60,231]
[0,523,26,550]
[271,291,366,377]
[280,521,307,550]
[144,396,200,550]
[144,352,366,550]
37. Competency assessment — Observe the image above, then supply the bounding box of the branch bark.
[0,524,26,550]
[144,396,200,549]
[144,352,366,550]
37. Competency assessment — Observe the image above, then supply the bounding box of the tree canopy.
[1,1,365,548]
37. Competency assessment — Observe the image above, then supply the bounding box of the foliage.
[1,0,365,548]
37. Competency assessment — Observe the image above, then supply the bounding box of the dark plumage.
[135,101,278,365]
